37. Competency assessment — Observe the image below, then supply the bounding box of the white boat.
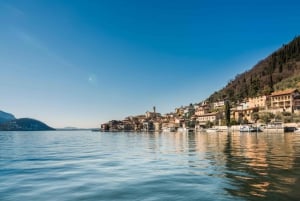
[240,125,262,132]
[162,127,176,132]
[177,127,187,132]
[294,128,300,133]
[263,122,284,133]
[205,128,221,133]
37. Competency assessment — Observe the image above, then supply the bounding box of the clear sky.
[1,0,300,128]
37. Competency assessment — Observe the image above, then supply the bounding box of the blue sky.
[1,0,300,128]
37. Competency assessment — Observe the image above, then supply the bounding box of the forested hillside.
[208,36,300,103]
[0,118,55,131]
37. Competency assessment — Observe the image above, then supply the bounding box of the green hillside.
[208,36,300,103]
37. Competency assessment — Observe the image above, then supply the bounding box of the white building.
[213,101,225,110]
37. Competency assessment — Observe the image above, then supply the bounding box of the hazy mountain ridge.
[0,110,54,131]
[0,111,16,124]
[208,36,300,103]
[0,118,55,131]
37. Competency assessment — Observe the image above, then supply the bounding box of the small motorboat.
[240,125,261,132]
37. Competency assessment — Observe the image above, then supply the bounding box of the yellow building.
[248,95,268,109]
[196,112,221,125]
[270,89,299,113]
[213,100,225,110]
[231,107,259,123]
[195,104,210,116]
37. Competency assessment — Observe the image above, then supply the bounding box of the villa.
[270,89,300,113]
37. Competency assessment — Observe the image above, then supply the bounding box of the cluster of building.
[101,88,300,132]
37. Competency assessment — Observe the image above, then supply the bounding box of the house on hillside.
[175,106,185,117]
[248,95,268,110]
[231,106,259,124]
[145,111,161,119]
[213,100,225,110]
[196,112,222,126]
[184,104,195,118]
[294,93,300,113]
[270,89,300,113]
[195,103,211,116]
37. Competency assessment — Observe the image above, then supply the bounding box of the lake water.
[1,131,300,201]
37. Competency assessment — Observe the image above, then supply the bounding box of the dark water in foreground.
[1,131,300,201]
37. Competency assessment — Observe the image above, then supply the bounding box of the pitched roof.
[271,89,298,96]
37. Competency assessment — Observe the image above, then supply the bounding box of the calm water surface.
[1,131,300,201]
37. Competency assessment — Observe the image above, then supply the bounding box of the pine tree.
[225,100,230,127]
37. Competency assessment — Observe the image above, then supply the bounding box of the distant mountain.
[0,111,16,124]
[208,36,300,103]
[55,127,91,131]
[0,118,55,131]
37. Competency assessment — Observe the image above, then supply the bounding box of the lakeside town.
[101,88,300,133]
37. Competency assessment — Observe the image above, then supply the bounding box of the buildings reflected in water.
[144,131,300,200]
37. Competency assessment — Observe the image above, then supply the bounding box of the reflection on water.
[222,133,300,200]
[144,132,300,200]
[194,132,300,200]
[0,131,300,201]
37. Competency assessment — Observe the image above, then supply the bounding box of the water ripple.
[1,131,300,200]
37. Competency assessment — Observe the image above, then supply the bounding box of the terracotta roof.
[271,89,298,96]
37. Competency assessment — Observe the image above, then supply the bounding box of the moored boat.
[205,128,221,133]
[262,122,284,133]
[293,128,300,133]
[162,127,176,132]
[284,126,298,132]
[240,125,262,132]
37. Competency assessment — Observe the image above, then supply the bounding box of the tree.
[225,100,231,127]
[205,121,213,128]
[243,118,249,124]
[260,112,275,124]
[251,112,260,123]
[230,119,238,125]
